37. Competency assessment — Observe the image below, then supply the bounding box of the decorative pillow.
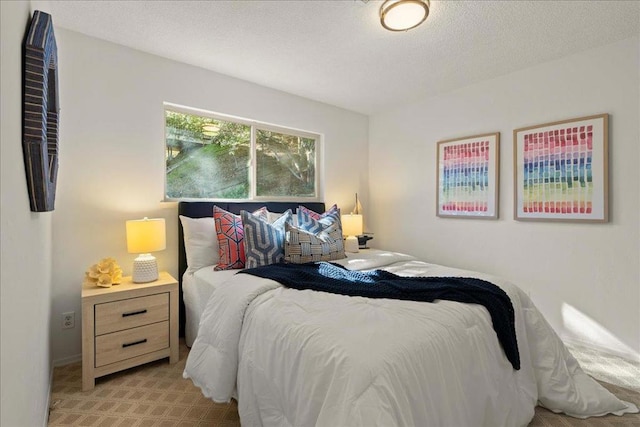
[213,206,267,270]
[297,204,339,221]
[297,204,341,234]
[242,209,293,268]
[268,211,298,227]
[179,215,219,274]
[284,222,346,264]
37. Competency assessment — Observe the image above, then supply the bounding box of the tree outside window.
[165,106,320,200]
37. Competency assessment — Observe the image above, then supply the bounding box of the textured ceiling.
[50,0,639,115]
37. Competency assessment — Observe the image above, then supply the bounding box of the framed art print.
[436,132,499,219]
[513,114,608,222]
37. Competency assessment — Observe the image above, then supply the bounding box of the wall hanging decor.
[436,132,500,219]
[22,10,59,212]
[513,114,609,222]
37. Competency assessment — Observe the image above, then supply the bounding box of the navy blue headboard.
[177,201,325,336]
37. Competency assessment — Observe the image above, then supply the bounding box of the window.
[164,104,321,200]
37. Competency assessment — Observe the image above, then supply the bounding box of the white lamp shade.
[341,214,363,237]
[126,218,166,253]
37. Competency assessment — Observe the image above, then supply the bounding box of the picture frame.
[436,132,500,219]
[513,114,608,222]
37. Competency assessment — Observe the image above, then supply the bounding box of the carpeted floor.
[48,340,639,426]
[48,342,239,426]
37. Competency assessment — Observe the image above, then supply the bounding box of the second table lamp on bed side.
[126,217,166,283]
[341,213,363,253]
[341,193,373,252]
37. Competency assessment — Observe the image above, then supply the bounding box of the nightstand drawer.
[95,293,168,335]
[95,321,169,367]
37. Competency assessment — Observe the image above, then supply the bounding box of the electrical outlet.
[62,312,75,329]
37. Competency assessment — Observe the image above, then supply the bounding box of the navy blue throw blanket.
[239,262,520,370]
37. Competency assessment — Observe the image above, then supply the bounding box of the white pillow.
[179,215,219,274]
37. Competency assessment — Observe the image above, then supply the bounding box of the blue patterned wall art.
[23,10,59,212]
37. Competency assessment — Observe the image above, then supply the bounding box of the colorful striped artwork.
[437,133,499,218]
[522,126,593,214]
[514,114,608,222]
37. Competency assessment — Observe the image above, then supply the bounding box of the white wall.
[1,1,54,426]
[369,37,640,360]
[51,29,369,362]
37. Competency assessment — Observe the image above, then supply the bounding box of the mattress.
[183,250,638,426]
[183,267,239,347]
[181,251,390,346]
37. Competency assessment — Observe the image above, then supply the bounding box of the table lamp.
[341,213,363,253]
[126,217,166,283]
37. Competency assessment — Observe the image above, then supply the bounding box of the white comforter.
[184,251,638,426]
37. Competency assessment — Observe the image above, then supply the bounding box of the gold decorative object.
[83,257,123,288]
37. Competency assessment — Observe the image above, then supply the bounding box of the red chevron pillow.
[213,206,267,270]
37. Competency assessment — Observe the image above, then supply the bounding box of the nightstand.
[81,271,179,391]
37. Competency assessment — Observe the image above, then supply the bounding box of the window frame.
[163,102,324,203]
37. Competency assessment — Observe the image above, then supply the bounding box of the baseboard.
[43,359,54,427]
[53,353,82,367]
[562,335,640,364]
[44,354,82,425]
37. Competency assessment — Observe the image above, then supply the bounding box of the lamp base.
[344,236,359,253]
[132,254,159,283]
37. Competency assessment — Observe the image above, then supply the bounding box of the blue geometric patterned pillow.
[241,209,293,268]
[297,204,341,234]
[297,204,339,221]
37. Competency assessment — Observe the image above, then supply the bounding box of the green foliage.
[165,110,210,140]
[166,142,250,199]
[256,129,315,197]
[165,111,251,155]
[165,110,317,199]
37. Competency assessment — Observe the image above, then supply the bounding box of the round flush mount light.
[380,0,430,32]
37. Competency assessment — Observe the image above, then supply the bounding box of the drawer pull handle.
[122,309,147,317]
[122,339,147,348]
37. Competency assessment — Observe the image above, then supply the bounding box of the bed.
[178,201,638,426]
[177,201,326,344]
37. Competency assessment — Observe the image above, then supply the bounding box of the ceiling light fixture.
[380,0,430,32]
